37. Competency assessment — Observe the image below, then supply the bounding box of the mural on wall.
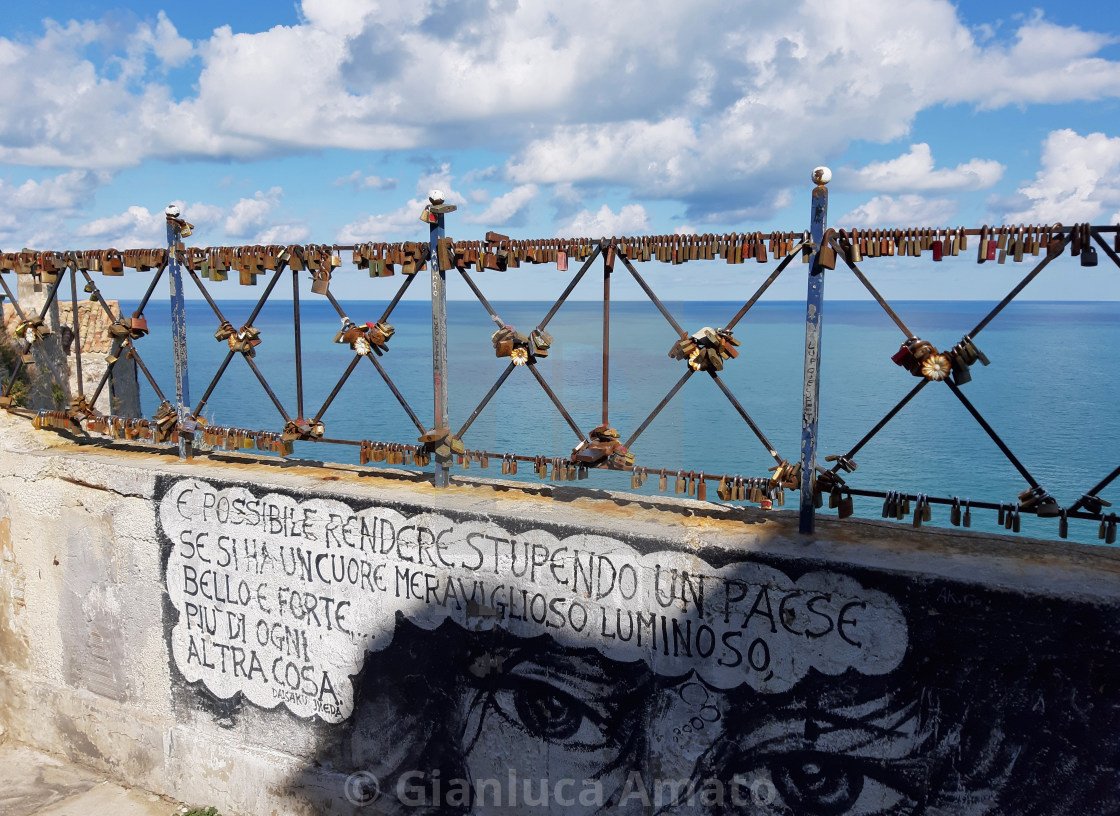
[158,477,1120,815]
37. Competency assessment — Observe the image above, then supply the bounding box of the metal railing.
[1,174,1118,544]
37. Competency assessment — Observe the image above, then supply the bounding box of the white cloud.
[3,170,109,211]
[0,0,1114,217]
[75,205,166,247]
[557,204,650,237]
[337,163,467,242]
[334,171,397,191]
[68,196,304,248]
[1001,129,1120,224]
[847,144,1004,193]
[256,224,311,245]
[224,188,284,237]
[837,194,958,227]
[0,169,113,247]
[135,11,194,68]
[463,184,538,225]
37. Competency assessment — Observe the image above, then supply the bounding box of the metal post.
[165,205,192,460]
[429,191,450,487]
[799,167,830,533]
[602,239,611,426]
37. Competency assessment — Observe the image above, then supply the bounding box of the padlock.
[891,342,914,368]
[837,491,854,519]
[998,503,1007,527]
[1081,240,1098,267]
[1058,508,1068,539]
[816,243,836,270]
[950,497,962,526]
[697,473,707,501]
[1107,515,1118,545]
[950,350,972,385]
[674,470,686,494]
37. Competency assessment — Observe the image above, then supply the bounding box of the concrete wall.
[1,412,1119,815]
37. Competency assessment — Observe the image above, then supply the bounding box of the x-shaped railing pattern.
[815,225,1120,537]
[2,204,1117,544]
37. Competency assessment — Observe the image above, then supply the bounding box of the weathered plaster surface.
[1,413,1118,815]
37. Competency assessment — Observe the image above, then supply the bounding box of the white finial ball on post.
[428,190,445,205]
[812,166,832,186]
[165,204,181,217]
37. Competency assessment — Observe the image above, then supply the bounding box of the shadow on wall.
[152,476,1120,816]
[280,579,1120,816]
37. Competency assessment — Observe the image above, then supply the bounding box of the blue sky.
[1,0,1119,300]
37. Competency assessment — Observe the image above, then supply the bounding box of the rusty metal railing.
[1,175,1117,545]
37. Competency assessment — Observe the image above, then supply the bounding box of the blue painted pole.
[799,168,831,533]
[429,192,450,487]
[165,205,192,460]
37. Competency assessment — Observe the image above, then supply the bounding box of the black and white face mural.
[158,477,1120,815]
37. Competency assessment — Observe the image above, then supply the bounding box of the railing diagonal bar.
[618,252,687,338]
[834,238,915,339]
[968,232,1072,339]
[123,343,169,404]
[312,355,362,424]
[78,269,122,324]
[185,265,229,325]
[945,380,1040,489]
[243,355,291,424]
[380,271,419,324]
[458,267,505,327]
[623,369,694,449]
[527,363,588,443]
[192,350,237,417]
[3,271,69,395]
[456,363,515,439]
[132,262,167,316]
[244,266,287,328]
[0,273,27,323]
[537,246,602,331]
[1068,463,1120,514]
[707,370,783,463]
[365,353,427,435]
[724,245,804,332]
[828,379,929,471]
[1091,229,1120,270]
[87,366,112,409]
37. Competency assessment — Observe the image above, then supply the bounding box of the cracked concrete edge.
[3,412,1120,605]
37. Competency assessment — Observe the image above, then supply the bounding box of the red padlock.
[891,343,914,367]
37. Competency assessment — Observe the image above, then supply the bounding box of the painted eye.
[490,680,610,750]
[514,683,584,741]
[723,751,908,816]
[771,755,863,815]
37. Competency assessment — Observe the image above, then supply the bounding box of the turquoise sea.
[123,298,1120,546]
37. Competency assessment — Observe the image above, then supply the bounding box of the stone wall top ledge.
[6,416,1120,604]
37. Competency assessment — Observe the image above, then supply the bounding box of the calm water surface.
[123,299,1120,546]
